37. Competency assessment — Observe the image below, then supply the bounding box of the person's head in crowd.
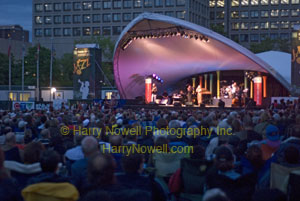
[122,152,144,174]
[202,188,230,201]
[260,112,270,123]
[81,191,112,201]
[190,145,205,160]
[246,145,264,169]
[214,146,235,172]
[81,136,99,157]
[109,134,123,147]
[156,118,168,129]
[3,126,12,135]
[24,141,45,164]
[252,189,286,201]
[284,146,300,165]
[0,148,8,180]
[18,120,27,130]
[87,153,116,186]
[291,125,300,138]
[40,150,60,173]
[40,129,50,139]
[266,125,280,142]
[231,119,242,133]
[5,132,16,146]
[24,129,33,144]
[73,132,85,146]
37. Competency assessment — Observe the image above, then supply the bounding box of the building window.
[210,0,216,7]
[63,28,71,36]
[231,0,239,6]
[134,0,142,7]
[73,28,81,36]
[73,2,81,10]
[250,34,259,42]
[144,0,152,6]
[45,16,52,24]
[93,27,101,35]
[250,22,259,29]
[241,11,249,18]
[280,33,289,40]
[250,11,259,18]
[270,22,279,29]
[260,22,269,29]
[261,34,269,40]
[261,10,269,17]
[271,9,279,17]
[240,22,249,29]
[241,0,249,6]
[83,2,92,10]
[54,3,62,11]
[113,26,121,35]
[291,9,299,16]
[260,0,269,5]
[124,0,132,8]
[155,0,163,7]
[217,0,225,7]
[231,11,239,18]
[103,1,112,9]
[270,33,278,39]
[292,0,299,4]
[44,4,52,12]
[35,16,43,24]
[217,11,225,19]
[270,0,279,4]
[102,26,111,35]
[166,0,175,6]
[35,29,43,37]
[93,1,101,9]
[210,11,215,20]
[231,34,239,42]
[232,23,239,30]
[176,11,186,19]
[155,11,163,15]
[73,15,81,23]
[54,28,61,36]
[93,14,101,22]
[240,34,249,42]
[113,13,121,21]
[177,0,186,5]
[64,3,72,11]
[165,11,174,17]
[35,4,43,12]
[281,0,289,4]
[114,0,122,8]
[83,27,91,36]
[281,21,289,28]
[54,16,61,24]
[44,28,52,37]
[103,14,111,22]
[281,10,289,17]
[133,12,141,18]
[123,13,132,21]
[83,15,91,23]
[63,15,71,24]
[251,0,259,5]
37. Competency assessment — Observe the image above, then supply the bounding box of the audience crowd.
[0,100,299,201]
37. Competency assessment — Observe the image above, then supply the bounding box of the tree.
[0,53,10,85]
[53,53,74,87]
[250,38,291,53]
[210,24,227,37]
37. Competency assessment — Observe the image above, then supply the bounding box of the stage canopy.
[113,12,291,99]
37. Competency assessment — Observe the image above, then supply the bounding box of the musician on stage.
[187,84,193,103]
[151,83,158,103]
[196,84,202,105]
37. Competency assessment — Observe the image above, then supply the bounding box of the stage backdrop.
[292,25,300,89]
[73,44,102,100]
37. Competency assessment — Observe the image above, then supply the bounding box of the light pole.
[51,87,56,101]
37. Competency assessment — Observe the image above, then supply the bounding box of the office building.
[32,0,210,57]
[209,0,300,47]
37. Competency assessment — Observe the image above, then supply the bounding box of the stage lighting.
[161,80,163,83]
[189,35,193,39]
[158,77,161,81]
[194,35,198,40]
[153,74,156,78]
[156,76,159,79]
[204,37,209,42]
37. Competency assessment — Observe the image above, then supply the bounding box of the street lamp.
[51,87,56,100]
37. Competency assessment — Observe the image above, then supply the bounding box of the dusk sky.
[0,0,32,41]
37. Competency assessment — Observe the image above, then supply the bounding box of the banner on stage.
[12,102,35,111]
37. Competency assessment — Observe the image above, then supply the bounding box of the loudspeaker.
[174,102,181,107]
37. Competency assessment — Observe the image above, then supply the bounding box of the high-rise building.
[209,0,300,47]
[32,0,210,57]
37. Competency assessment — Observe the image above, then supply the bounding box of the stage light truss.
[121,26,210,50]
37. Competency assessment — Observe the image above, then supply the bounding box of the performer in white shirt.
[196,84,202,105]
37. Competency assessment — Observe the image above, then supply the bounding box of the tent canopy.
[113,12,291,99]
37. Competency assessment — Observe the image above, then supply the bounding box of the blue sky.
[0,0,32,41]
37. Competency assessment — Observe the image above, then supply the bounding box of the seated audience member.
[38,129,51,148]
[4,141,44,189]
[206,146,256,201]
[202,188,230,201]
[1,132,22,162]
[109,134,123,172]
[71,136,99,195]
[80,190,112,201]
[252,189,286,201]
[0,147,22,201]
[86,153,151,201]
[23,150,78,201]
[65,133,85,174]
[261,125,281,161]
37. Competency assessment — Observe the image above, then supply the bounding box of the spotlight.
[161,80,163,83]
[156,76,159,79]
[194,35,198,40]
[189,35,193,39]
[153,73,156,78]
